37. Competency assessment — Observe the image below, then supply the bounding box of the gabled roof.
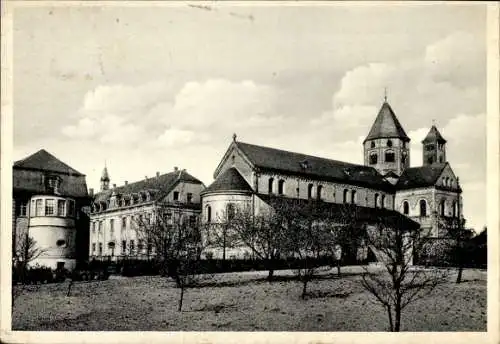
[258,193,420,230]
[396,163,448,190]
[233,141,392,190]
[93,169,203,202]
[422,125,447,144]
[364,102,410,143]
[202,167,253,195]
[14,149,84,176]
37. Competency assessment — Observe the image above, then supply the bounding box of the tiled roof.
[364,102,410,143]
[14,149,84,176]
[235,142,392,190]
[258,194,420,230]
[396,163,447,189]
[422,125,447,144]
[13,150,88,198]
[93,169,202,202]
[202,167,253,194]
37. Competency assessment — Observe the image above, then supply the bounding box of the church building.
[201,99,463,258]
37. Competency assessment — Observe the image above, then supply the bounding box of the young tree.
[202,208,240,262]
[360,217,449,332]
[136,205,208,312]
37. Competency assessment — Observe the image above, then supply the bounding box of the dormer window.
[46,175,61,194]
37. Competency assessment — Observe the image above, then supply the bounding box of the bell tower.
[100,164,110,191]
[422,125,447,165]
[363,96,410,176]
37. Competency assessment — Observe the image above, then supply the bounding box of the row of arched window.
[369,150,396,165]
[442,177,455,188]
[268,178,285,195]
[401,199,458,217]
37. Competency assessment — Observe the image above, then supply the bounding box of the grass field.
[11,266,486,331]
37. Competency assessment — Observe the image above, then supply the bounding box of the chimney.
[89,188,94,197]
[124,181,128,186]
[156,171,160,177]
[174,167,178,172]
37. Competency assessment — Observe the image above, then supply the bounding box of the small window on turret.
[370,141,375,148]
[387,140,393,147]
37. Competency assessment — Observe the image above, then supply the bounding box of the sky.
[12,3,487,231]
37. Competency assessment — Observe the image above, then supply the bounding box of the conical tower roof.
[422,125,447,144]
[101,166,110,181]
[202,167,253,194]
[364,101,410,143]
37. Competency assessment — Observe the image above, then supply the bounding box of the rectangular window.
[98,221,102,234]
[98,243,103,256]
[19,202,27,216]
[68,200,75,217]
[122,240,126,254]
[173,191,179,201]
[187,193,193,203]
[57,200,66,216]
[385,152,395,163]
[35,199,44,216]
[92,222,96,233]
[92,243,96,253]
[122,217,126,229]
[110,219,114,235]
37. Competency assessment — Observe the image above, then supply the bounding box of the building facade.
[13,150,91,270]
[88,167,205,260]
[201,100,463,258]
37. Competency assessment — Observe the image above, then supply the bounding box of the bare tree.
[12,234,46,306]
[135,204,208,311]
[360,218,449,332]
[227,203,289,281]
[202,208,240,262]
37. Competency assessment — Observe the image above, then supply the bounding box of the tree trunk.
[394,302,401,332]
[67,280,73,297]
[301,278,308,299]
[267,268,274,282]
[178,286,184,312]
[456,265,463,283]
[387,305,394,332]
[336,260,341,277]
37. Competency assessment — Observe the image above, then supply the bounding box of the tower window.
[369,153,378,165]
[268,178,274,193]
[381,195,386,208]
[317,185,323,200]
[206,205,212,223]
[387,140,393,147]
[452,201,457,217]
[439,200,445,216]
[370,141,376,148]
[403,201,409,215]
[308,184,314,199]
[426,145,435,151]
[419,200,427,217]
[384,151,395,163]
[278,180,285,195]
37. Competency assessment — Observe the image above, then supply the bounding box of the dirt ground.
[11,266,486,331]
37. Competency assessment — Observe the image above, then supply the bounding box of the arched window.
[268,178,274,194]
[403,201,409,215]
[351,190,356,204]
[371,141,375,148]
[206,205,212,223]
[381,195,386,208]
[343,189,349,203]
[278,179,285,195]
[387,139,393,147]
[308,184,314,199]
[445,177,449,187]
[439,200,445,216]
[385,150,395,163]
[419,200,427,217]
[452,201,457,217]
[226,203,235,221]
[317,185,323,200]
[369,153,378,165]
[374,193,379,208]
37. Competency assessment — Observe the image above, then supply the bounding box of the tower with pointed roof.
[422,125,447,165]
[100,165,110,191]
[363,99,410,176]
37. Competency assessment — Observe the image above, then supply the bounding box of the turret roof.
[364,101,410,143]
[422,125,447,144]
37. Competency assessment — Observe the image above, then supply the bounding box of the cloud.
[62,78,282,147]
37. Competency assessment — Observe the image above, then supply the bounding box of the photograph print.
[2,1,495,340]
